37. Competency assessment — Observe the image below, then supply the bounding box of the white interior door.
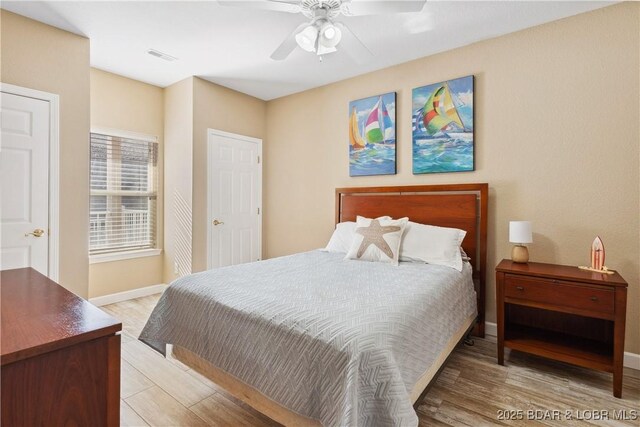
[208,130,262,269]
[1,92,50,275]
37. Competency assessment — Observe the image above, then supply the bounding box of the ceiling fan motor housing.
[300,0,343,19]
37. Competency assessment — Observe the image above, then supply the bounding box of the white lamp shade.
[295,25,318,52]
[509,221,532,244]
[319,22,342,48]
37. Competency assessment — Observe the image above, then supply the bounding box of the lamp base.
[511,245,529,263]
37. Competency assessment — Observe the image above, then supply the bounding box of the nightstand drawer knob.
[516,286,524,291]
[590,296,598,302]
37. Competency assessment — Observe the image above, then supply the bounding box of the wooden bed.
[173,183,489,426]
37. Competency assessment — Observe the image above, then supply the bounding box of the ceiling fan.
[217,0,427,62]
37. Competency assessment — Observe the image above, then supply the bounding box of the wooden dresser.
[1,268,122,426]
[496,259,628,398]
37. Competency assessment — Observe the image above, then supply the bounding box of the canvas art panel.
[412,75,474,174]
[349,92,396,176]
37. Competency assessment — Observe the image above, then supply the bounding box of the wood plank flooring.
[102,294,639,426]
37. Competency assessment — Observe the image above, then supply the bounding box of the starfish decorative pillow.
[345,216,408,266]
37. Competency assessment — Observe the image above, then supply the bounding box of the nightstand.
[495,259,628,398]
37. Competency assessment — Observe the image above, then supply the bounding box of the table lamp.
[509,221,532,263]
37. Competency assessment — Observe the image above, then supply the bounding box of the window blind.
[89,132,158,255]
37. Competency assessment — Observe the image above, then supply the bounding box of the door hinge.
[257,155,261,164]
[257,207,260,215]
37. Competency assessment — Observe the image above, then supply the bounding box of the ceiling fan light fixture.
[295,25,319,52]
[319,21,342,48]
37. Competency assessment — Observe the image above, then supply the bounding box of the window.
[89,131,158,256]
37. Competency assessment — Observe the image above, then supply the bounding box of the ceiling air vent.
[146,49,177,62]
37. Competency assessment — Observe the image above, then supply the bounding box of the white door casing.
[207,129,262,269]
[0,92,50,275]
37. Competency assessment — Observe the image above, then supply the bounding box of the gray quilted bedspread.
[139,251,476,427]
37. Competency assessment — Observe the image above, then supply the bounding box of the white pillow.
[345,216,408,266]
[324,221,357,253]
[399,221,467,271]
[324,217,391,254]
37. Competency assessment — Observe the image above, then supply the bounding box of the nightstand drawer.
[504,274,614,315]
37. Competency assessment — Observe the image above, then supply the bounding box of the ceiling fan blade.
[334,22,373,64]
[218,0,302,14]
[270,23,310,60]
[340,0,426,16]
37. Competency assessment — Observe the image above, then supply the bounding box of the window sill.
[89,248,163,264]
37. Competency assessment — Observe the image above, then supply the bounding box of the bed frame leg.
[464,331,475,346]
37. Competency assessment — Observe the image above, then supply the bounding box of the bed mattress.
[139,250,477,426]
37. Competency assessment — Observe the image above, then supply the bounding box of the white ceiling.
[2,1,614,100]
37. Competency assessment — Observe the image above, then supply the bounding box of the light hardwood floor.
[102,294,639,426]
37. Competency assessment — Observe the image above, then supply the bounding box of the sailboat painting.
[412,75,474,174]
[349,92,396,176]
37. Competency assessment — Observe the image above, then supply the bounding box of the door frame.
[1,83,60,281]
[206,129,262,270]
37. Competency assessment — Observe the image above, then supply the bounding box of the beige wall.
[191,77,266,273]
[88,68,164,298]
[265,3,640,352]
[1,11,91,298]
[162,77,267,283]
[163,77,194,283]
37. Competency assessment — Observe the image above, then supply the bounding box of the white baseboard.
[486,321,497,337]
[89,284,167,307]
[484,321,639,370]
[625,352,640,370]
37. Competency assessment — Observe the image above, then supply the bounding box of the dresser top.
[496,259,627,287]
[1,268,121,365]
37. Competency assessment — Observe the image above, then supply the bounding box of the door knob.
[25,228,45,237]
[212,219,224,226]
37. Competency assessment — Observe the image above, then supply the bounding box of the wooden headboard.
[335,183,488,337]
